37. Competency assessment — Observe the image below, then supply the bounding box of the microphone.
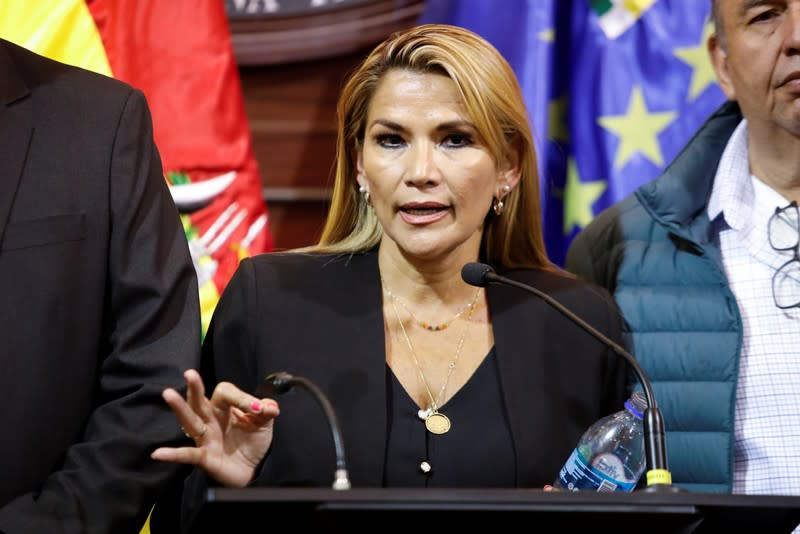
[461,262,679,492]
[257,372,351,490]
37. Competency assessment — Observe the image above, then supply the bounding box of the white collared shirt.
[708,119,800,496]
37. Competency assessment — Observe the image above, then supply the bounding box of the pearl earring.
[359,184,370,205]
[493,184,511,215]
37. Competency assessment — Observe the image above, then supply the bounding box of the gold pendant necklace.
[386,285,478,435]
[424,412,451,435]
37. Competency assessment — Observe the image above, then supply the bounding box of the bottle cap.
[624,390,648,419]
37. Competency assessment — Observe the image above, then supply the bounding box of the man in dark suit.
[0,38,200,533]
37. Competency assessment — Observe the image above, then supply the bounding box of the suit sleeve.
[0,89,201,534]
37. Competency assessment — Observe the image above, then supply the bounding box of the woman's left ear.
[497,154,521,197]
[355,152,366,189]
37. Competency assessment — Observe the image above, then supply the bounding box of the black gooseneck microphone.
[461,262,680,492]
[257,372,351,490]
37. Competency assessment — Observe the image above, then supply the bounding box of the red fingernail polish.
[251,401,261,412]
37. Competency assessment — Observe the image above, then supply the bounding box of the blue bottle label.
[557,447,637,492]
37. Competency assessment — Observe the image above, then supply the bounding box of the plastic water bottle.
[554,391,647,492]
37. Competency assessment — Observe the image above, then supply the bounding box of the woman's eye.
[376,134,404,148]
[443,134,473,147]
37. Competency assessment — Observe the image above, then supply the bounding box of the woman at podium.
[150,23,628,530]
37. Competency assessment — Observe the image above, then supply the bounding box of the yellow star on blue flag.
[562,159,607,235]
[597,86,676,170]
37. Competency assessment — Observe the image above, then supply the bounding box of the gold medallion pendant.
[424,411,451,435]
[384,283,480,439]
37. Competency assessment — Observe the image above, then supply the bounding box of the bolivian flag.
[0,0,274,336]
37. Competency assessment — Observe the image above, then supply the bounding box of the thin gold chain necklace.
[383,286,481,331]
[386,287,478,434]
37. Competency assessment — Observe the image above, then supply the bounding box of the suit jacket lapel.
[0,41,33,249]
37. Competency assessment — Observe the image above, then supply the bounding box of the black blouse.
[383,348,517,486]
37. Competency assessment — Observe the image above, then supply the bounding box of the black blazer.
[0,39,200,534]
[197,250,627,489]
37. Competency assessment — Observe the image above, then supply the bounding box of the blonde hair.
[307,23,553,271]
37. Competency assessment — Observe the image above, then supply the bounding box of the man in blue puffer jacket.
[566,0,800,495]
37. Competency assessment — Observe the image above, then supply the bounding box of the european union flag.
[419,0,726,265]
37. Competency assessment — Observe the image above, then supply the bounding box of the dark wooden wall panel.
[239,52,366,250]
[265,202,331,252]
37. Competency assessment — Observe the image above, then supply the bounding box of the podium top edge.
[206,486,800,509]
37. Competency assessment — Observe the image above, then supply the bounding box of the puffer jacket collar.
[634,101,743,246]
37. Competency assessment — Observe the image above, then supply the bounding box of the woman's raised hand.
[151,369,280,487]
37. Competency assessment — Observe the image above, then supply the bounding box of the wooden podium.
[194,487,800,533]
